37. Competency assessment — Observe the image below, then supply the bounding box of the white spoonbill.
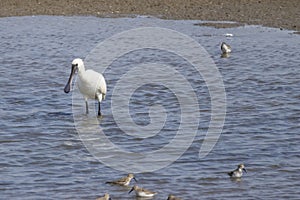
[64,58,107,116]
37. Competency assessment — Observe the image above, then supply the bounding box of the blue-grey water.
[1,16,300,199]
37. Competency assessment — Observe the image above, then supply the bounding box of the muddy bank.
[0,0,299,31]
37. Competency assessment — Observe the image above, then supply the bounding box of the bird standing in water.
[167,194,182,200]
[64,58,107,116]
[221,42,232,54]
[228,164,247,178]
[106,173,137,186]
[129,185,157,197]
[96,193,111,200]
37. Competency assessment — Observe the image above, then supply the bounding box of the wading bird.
[106,173,137,186]
[167,194,182,200]
[64,58,106,116]
[96,193,111,200]
[221,42,232,54]
[129,185,157,198]
[228,164,247,178]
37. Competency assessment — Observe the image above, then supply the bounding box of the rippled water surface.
[1,16,300,199]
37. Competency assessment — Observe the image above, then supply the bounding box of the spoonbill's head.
[71,58,84,71]
[64,58,84,93]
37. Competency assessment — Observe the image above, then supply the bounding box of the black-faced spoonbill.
[64,58,107,116]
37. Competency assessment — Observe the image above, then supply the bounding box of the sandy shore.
[0,0,299,31]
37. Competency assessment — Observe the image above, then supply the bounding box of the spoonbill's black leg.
[85,101,89,114]
[98,102,102,116]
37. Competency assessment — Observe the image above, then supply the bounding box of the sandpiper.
[228,164,247,178]
[96,193,111,200]
[106,173,137,186]
[129,185,157,198]
[167,194,182,200]
[221,42,232,54]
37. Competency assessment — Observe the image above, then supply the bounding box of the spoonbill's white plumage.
[64,58,107,116]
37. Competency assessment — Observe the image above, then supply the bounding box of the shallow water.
[1,16,300,199]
